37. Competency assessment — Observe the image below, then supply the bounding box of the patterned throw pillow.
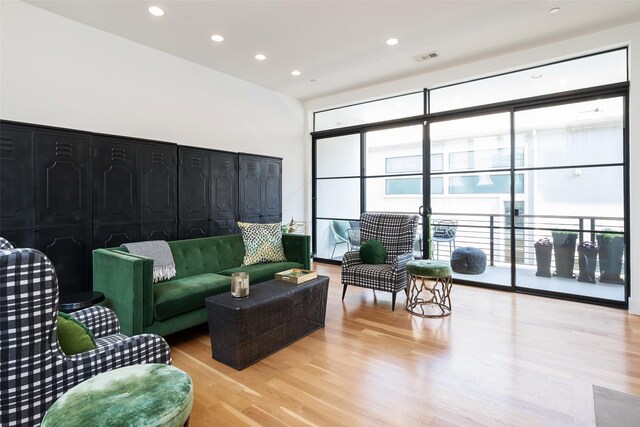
[238,222,287,266]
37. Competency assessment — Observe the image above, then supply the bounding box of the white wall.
[0,0,306,222]
[306,21,640,315]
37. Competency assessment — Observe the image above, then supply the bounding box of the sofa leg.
[342,284,348,300]
[391,292,397,311]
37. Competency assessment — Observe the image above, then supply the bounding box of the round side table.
[406,259,453,318]
[42,364,193,427]
[59,291,105,312]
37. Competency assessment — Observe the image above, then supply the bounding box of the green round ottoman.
[42,364,193,427]
[406,259,453,317]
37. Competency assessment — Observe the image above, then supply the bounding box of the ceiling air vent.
[413,51,439,62]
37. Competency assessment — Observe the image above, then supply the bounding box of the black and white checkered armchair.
[341,213,419,311]
[0,237,13,249]
[0,248,172,427]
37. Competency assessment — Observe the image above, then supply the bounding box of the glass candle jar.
[231,272,249,298]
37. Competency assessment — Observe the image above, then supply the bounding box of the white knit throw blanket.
[121,240,176,283]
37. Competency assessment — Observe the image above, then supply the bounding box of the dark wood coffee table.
[205,275,329,370]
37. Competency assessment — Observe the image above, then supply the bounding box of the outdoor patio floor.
[450,262,625,302]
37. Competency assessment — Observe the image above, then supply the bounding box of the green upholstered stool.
[42,364,193,427]
[405,260,453,318]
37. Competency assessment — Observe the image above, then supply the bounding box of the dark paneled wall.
[0,120,282,294]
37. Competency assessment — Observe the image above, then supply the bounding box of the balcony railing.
[421,212,625,274]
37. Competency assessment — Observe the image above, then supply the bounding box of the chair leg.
[342,284,348,300]
[391,292,397,311]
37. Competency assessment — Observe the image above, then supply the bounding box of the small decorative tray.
[275,269,317,284]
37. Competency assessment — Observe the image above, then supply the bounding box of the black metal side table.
[59,291,105,313]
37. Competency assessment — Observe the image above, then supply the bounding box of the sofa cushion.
[237,222,287,266]
[168,235,245,280]
[154,273,231,321]
[218,261,303,284]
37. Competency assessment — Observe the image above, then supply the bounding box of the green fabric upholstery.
[360,239,387,264]
[406,259,452,277]
[93,234,311,337]
[218,261,303,285]
[154,273,231,321]
[108,249,155,327]
[42,364,193,427]
[168,235,245,280]
[56,312,96,355]
[282,234,311,269]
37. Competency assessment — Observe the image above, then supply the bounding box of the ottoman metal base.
[406,273,452,318]
[405,259,453,318]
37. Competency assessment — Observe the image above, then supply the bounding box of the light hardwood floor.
[166,262,640,426]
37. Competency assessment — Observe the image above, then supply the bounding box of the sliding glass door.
[429,113,513,288]
[364,125,424,256]
[514,96,626,303]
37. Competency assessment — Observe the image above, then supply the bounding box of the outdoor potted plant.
[551,231,578,278]
[534,238,552,278]
[596,231,625,284]
[577,241,598,283]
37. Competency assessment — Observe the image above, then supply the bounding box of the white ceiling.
[25,0,640,101]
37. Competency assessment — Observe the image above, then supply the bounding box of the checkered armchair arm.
[392,251,414,273]
[391,252,413,271]
[342,250,363,269]
[65,333,172,369]
[72,306,120,338]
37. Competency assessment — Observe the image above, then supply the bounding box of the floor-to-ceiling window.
[513,96,626,302]
[314,133,361,260]
[312,48,629,307]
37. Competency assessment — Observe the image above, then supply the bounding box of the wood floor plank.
[166,262,640,426]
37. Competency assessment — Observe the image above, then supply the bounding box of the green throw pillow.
[238,222,288,266]
[57,312,97,355]
[360,239,387,264]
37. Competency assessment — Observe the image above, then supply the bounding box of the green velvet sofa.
[92,234,310,337]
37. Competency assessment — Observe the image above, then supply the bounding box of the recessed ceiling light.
[386,38,399,46]
[549,7,560,14]
[148,6,165,16]
[291,70,301,76]
[255,54,266,61]
[210,34,224,42]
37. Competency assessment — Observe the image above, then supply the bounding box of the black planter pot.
[552,232,577,278]
[577,243,598,283]
[596,235,625,284]
[534,240,552,278]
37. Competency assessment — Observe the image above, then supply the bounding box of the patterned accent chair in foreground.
[0,248,172,427]
[0,237,13,249]
[341,213,419,311]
